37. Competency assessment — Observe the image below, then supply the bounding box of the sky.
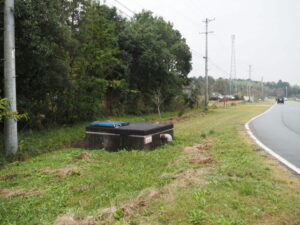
[103,0,300,86]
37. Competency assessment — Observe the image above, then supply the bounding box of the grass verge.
[1,102,300,225]
[0,110,194,164]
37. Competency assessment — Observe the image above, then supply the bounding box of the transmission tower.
[229,34,236,96]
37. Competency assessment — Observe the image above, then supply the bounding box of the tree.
[214,78,229,95]
[119,11,192,108]
[152,89,163,118]
[12,0,73,126]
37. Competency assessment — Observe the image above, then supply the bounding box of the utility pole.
[285,86,288,98]
[4,0,18,155]
[230,34,236,96]
[248,65,252,102]
[201,18,214,111]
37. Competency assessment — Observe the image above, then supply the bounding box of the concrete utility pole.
[285,86,288,98]
[4,0,18,155]
[201,18,214,111]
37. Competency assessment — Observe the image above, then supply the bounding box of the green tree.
[119,11,192,109]
[214,78,229,95]
[12,0,73,126]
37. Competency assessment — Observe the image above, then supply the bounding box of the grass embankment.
[0,111,181,164]
[1,103,300,225]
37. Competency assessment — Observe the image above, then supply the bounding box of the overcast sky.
[105,0,300,86]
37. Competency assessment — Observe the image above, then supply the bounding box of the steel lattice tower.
[229,34,237,95]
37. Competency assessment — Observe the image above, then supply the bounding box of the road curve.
[248,101,300,171]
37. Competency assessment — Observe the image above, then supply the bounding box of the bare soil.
[163,112,207,124]
[70,185,89,192]
[53,213,95,225]
[0,188,44,198]
[42,167,78,177]
[73,152,91,161]
[1,174,18,181]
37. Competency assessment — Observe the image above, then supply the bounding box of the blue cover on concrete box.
[89,121,130,128]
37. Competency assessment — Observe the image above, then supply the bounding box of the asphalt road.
[249,101,300,169]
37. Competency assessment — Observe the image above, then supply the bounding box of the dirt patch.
[73,152,91,161]
[121,199,147,217]
[183,146,199,154]
[98,188,162,220]
[122,188,161,217]
[184,139,213,166]
[53,213,95,225]
[70,185,89,192]
[42,167,78,177]
[169,168,210,188]
[0,188,44,198]
[190,155,213,165]
[184,140,212,154]
[162,112,206,124]
[1,174,18,181]
[64,140,85,149]
[97,166,210,222]
[98,206,117,221]
[195,139,212,151]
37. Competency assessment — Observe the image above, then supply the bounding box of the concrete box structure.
[84,122,173,151]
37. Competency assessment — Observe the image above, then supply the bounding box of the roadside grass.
[121,103,300,225]
[0,109,196,164]
[1,103,300,224]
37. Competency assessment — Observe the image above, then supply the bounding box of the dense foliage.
[0,0,192,128]
[0,98,26,122]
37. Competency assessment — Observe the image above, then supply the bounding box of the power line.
[191,48,232,78]
[111,0,136,15]
[103,0,133,18]
[208,58,230,76]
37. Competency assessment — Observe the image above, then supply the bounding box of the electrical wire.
[111,0,135,15]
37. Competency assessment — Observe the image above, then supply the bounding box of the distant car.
[276,97,284,104]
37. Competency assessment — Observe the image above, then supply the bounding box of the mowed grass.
[1,103,300,225]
